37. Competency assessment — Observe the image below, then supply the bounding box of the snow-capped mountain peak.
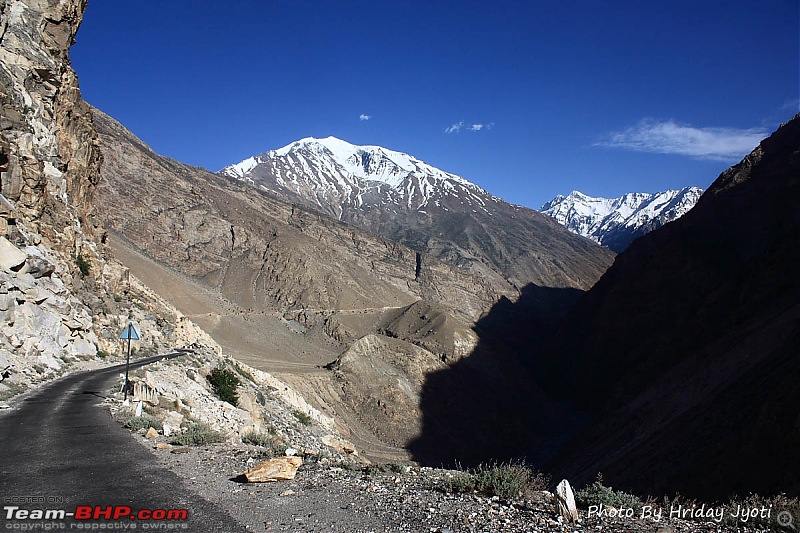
[541,187,703,252]
[220,137,491,217]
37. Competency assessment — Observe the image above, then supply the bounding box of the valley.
[92,105,618,469]
[1,1,798,530]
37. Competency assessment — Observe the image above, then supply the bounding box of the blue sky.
[71,0,799,210]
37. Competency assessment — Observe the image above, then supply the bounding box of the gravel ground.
[126,431,778,533]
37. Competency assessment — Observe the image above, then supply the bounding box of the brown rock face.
[0,0,102,251]
[542,115,800,499]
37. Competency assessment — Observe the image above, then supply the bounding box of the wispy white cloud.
[445,121,464,133]
[596,119,768,161]
[468,122,494,132]
[359,114,371,121]
[445,120,494,133]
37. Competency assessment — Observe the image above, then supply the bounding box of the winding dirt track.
[110,239,410,463]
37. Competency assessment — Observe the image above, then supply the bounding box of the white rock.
[135,401,143,417]
[555,479,578,524]
[0,237,26,272]
[162,422,172,437]
[12,273,35,291]
[67,338,96,358]
[0,294,17,323]
[20,246,55,278]
[165,411,184,429]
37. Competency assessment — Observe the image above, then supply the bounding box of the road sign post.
[119,322,140,401]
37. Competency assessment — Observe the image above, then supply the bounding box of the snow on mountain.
[218,136,616,291]
[540,187,703,252]
[220,136,494,218]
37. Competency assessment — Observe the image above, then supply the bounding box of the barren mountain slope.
[222,137,615,291]
[93,108,597,462]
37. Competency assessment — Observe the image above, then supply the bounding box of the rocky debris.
[133,439,755,533]
[0,350,11,381]
[0,239,102,391]
[555,479,578,524]
[144,427,159,439]
[109,349,359,471]
[242,456,302,483]
[327,333,445,448]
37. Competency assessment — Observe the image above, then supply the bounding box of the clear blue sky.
[71,0,799,210]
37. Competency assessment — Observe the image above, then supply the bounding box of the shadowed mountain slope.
[540,114,800,499]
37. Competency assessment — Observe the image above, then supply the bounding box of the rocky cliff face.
[540,115,800,499]
[0,0,102,250]
[0,0,112,399]
[0,0,224,403]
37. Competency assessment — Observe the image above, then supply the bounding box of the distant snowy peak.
[541,187,703,252]
[220,136,494,218]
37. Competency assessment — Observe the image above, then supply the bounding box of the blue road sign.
[119,322,140,341]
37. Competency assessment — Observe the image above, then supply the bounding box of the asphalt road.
[0,353,244,531]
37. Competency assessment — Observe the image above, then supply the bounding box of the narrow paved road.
[0,354,243,531]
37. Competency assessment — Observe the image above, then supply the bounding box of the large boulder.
[242,456,302,483]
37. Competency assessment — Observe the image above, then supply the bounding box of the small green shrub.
[241,430,287,458]
[207,367,240,406]
[576,474,642,510]
[293,410,312,425]
[0,381,27,401]
[170,421,224,445]
[443,470,477,494]
[329,459,359,471]
[116,411,163,432]
[441,461,548,500]
[473,461,539,500]
[76,253,91,276]
[364,462,407,477]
